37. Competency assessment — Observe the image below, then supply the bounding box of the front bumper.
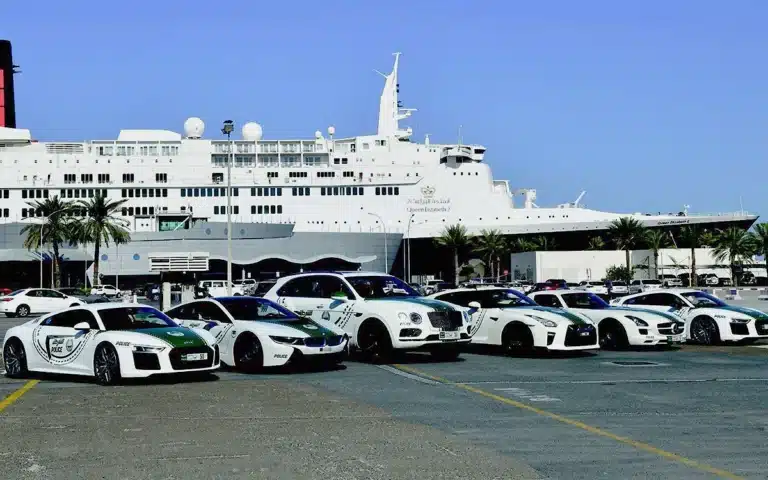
[626,322,686,346]
[722,320,768,341]
[264,339,349,367]
[534,323,599,351]
[118,345,220,378]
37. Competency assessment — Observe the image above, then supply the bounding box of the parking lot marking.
[0,380,39,414]
[375,365,442,385]
[394,364,744,480]
[494,387,561,402]
[456,378,768,385]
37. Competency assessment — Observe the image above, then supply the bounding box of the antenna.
[458,125,463,146]
[373,69,387,78]
[739,196,744,215]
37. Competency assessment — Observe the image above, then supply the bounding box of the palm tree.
[607,217,646,278]
[751,223,768,279]
[679,226,706,287]
[473,229,506,281]
[530,235,557,251]
[434,224,472,286]
[644,229,670,279]
[20,196,77,288]
[510,237,536,253]
[74,195,131,285]
[711,227,755,287]
[587,236,605,250]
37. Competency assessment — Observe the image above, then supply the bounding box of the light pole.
[222,120,235,296]
[404,213,415,281]
[368,212,387,273]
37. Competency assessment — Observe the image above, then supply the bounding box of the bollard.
[725,288,742,301]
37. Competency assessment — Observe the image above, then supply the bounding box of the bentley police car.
[263,272,471,362]
[2,304,220,385]
[611,288,768,345]
[165,296,348,371]
[529,290,685,349]
[428,287,599,353]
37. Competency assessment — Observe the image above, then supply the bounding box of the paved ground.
[1,298,768,479]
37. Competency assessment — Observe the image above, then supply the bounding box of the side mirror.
[468,301,481,311]
[73,322,91,331]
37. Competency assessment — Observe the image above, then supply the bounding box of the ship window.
[194,188,200,197]
[334,158,340,165]
[333,187,339,196]
[142,207,148,215]
[277,205,283,214]
[121,207,127,216]
[394,187,399,195]
[270,205,276,214]
[234,206,239,214]
[251,205,256,214]
[346,187,351,196]
[141,189,148,198]
[250,188,256,196]
[387,187,393,195]
[180,189,186,198]
[257,206,263,214]
[375,187,380,195]
[320,188,325,196]
[214,206,219,215]
[156,173,168,183]
[128,207,134,216]
[149,207,155,215]
[363,143,370,150]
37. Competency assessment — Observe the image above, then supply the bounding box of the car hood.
[367,297,458,312]
[513,306,592,325]
[237,318,344,338]
[122,327,212,348]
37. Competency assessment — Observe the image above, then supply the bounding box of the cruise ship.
[0,42,757,287]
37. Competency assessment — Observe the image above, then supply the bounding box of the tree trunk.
[453,250,459,286]
[653,250,659,280]
[53,242,61,288]
[731,255,738,287]
[496,255,501,282]
[92,239,101,287]
[625,249,631,281]
[690,247,697,287]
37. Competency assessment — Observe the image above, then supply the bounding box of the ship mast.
[376,52,415,140]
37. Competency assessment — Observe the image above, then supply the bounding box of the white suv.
[91,285,120,297]
[263,271,471,361]
[628,279,663,294]
[197,280,244,298]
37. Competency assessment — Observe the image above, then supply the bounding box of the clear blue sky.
[3,0,766,217]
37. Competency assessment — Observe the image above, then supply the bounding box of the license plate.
[182,353,207,361]
[761,325,768,331]
[667,335,682,343]
[579,331,590,337]
[439,330,459,340]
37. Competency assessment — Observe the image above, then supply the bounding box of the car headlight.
[625,315,648,327]
[269,336,304,345]
[729,318,751,324]
[132,345,166,353]
[462,311,470,322]
[525,314,557,328]
[410,312,422,325]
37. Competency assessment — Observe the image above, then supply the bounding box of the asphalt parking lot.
[2,296,768,479]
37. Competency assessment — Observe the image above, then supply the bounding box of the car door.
[166,300,235,348]
[31,309,101,375]
[23,289,51,313]
[317,276,359,331]
[44,289,73,311]
[273,276,321,318]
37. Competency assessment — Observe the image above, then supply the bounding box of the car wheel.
[690,316,720,346]
[502,323,534,355]
[3,338,28,378]
[356,319,392,363]
[599,319,629,350]
[233,333,263,372]
[430,347,461,361]
[15,304,30,318]
[93,343,121,386]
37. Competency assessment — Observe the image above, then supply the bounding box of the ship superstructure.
[0,53,757,243]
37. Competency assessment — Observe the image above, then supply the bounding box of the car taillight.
[0,298,12,302]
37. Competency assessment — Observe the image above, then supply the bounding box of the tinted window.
[167,302,230,322]
[98,306,176,330]
[218,298,298,321]
[277,277,316,297]
[534,294,562,308]
[346,275,418,299]
[561,292,609,309]
[45,310,98,328]
[680,291,726,307]
[631,293,683,307]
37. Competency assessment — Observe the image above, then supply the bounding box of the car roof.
[530,289,579,295]
[431,287,511,295]
[53,302,155,313]
[278,271,392,280]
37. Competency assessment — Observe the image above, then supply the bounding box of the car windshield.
[612,281,626,286]
[588,281,602,286]
[217,297,299,321]
[680,291,726,307]
[561,292,610,309]
[347,275,419,299]
[484,289,537,308]
[644,280,662,285]
[252,281,276,295]
[98,306,176,330]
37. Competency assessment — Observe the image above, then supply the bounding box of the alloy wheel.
[94,345,119,385]
[3,341,25,377]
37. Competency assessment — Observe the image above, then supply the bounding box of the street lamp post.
[222,120,235,296]
[404,213,415,281]
[368,212,387,273]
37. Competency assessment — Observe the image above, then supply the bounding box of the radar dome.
[314,130,322,139]
[242,122,263,141]
[183,117,205,138]
[327,125,336,136]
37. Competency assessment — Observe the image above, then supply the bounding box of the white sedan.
[165,296,349,371]
[529,290,685,349]
[0,288,84,318]
[2,304,220,385]
[611,288,768,345]
[428,287,599,354]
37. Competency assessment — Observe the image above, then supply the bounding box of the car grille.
[564,324,597,346]
[132,352,161,370]
[303,335,345,347]
[168,346,215,370]
[427,311,463,331]
[657,323,674,334]
[325,335,344,346]
[756,320,768,335]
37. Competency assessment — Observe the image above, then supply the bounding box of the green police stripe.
[609,307,681,322]
[134,327,208,348]
[258,319,338,337]
[717,305,768,320]
[524,306,587,324]
[369,297,456,312]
